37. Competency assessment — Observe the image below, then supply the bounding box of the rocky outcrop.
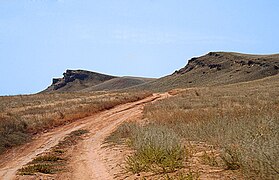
[174,52,279,77]
[43,70,117,92]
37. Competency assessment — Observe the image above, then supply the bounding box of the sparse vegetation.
[18,129,89,176]
[104,121,137,145]
[0,91,151,154]
[164,171,200,180]
[200,150,219,167]
[56,129,89,149]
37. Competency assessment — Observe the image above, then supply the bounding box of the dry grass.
[108,76,279,179]
[125,124,185,174]
[0,91,151,154]
[142,77,279,179]
[106,122,187,177]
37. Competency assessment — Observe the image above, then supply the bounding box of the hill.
[43,69,155,93]
[81,76,155,92]
[43,70,117,93]
[135,52,279,92]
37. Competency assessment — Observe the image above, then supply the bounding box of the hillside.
[43,69,154,93]
[136,52,279,91]
[81,77,155,92]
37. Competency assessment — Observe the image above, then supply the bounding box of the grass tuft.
[18,164,56,175]
[32,155,63,163]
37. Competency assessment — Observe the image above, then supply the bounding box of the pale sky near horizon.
[0,0,278,95]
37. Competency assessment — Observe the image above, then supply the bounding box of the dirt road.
[0,93,168,180]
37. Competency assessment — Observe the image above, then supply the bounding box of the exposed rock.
[175,52,279,77]
[52,78,61,85]
[43,70,117,92]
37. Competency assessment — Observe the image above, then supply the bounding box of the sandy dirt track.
[0,93,168,180]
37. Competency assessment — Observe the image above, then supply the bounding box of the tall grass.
[127,124,185,174]
[0,91,151,154]
[106,123,186,174]
[0,117,29,153]
[143,85,279,179]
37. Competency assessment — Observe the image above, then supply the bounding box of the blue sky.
[0,0,278,95]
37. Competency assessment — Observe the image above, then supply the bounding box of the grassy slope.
[134,52,279,92]
[81,77,156,92]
